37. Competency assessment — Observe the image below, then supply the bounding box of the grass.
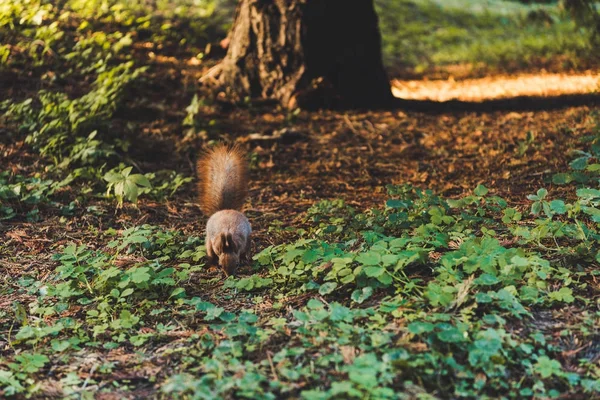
[376,0,596,76]
[0,0,600,398]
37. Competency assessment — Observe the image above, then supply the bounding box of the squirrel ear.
[219,233,236,252]
[226,233,236,251]
[219,233,229,251]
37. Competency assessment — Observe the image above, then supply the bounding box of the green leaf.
[534,356,562,378]
[364,266,383,277]
[129,174,152,188]
[386,199,407,209]
[536,188,548,199]
[476,273,500,286]
[318,282,338,295]
[254,246,273,265]
[548,287,574,303]
[307,298,325,309]
[549,200,567,215]
[302,249,319,263]
[469,329,503,366]
[511,255,530,267]
[123,180,139,202]
[381,254,399,266]
[15,353,49,373]
[117,309,140,328]
[377,272,393,285]
[474,184,488,196]
[552,173,572,185]
[219,312,236,322]
[437,327,466,343]
[103,171,123,183]
[205,305,224,321]
[169,287,186,299]
[351,287,373,304]
[193,301,216,312]
[0,369,24,395]
[114,181,125,199]
[329,302,352,322]
[425,283,454,307]
[542,202,552,217]
[123,235,149,245]
[577,188,600,199]
[130,267,151,284]
[475,292,492,303]
[531,202,542,216]
[570,156,588,170]
[356,251,381,266]
[408,321,435,334]
[446,198,462,208]
[587,163,600,172]
[51,339,71,352]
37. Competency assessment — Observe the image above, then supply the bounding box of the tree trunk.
[217,0,393,109]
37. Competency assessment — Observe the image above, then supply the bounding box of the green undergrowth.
[0,0,218,217]
[376,0,595,75]
[3,120,600,397]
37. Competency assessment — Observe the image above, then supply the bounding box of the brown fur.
[197,144,248,215]
[198,144,251,275]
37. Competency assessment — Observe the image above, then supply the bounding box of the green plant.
[0,171,57,221]
[103,166,152,206]
[553,115,600,186]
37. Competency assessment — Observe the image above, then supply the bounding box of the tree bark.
[217,0,393,109]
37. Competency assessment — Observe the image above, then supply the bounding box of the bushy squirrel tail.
[197,144,249,216]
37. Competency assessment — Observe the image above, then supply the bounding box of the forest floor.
[1,2,600,398]
[2,62,600,397]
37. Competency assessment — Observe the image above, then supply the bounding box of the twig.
[343,114,359,135]
[266,350,278,381]
[81,364,97,392]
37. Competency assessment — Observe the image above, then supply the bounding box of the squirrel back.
[197,144,249,215]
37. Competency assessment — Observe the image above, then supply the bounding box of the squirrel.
[197,144,251,276]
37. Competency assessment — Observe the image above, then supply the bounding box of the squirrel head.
[219,252,240,275]
[217,232,240,275]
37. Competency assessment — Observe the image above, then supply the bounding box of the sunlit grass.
[376,0,594,75]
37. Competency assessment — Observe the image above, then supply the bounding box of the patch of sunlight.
[391,72,600,102]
